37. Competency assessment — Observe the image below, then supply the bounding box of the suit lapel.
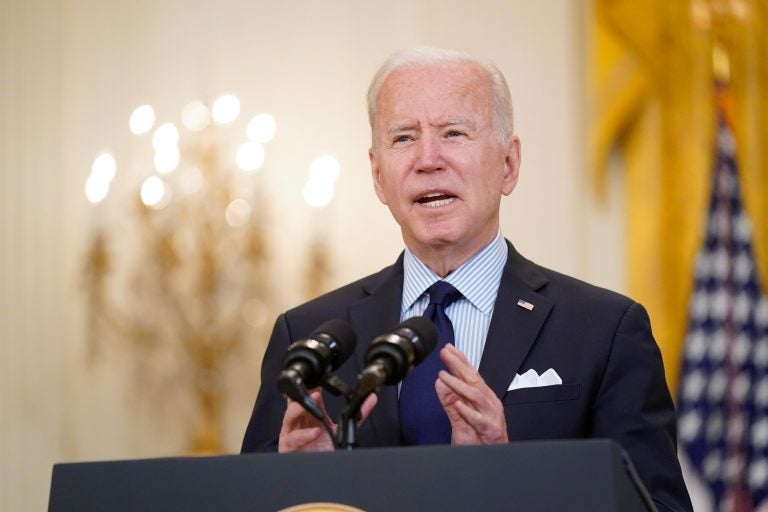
[478,242,554,399]
[348,255,404,444]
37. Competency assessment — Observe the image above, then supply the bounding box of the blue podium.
[49,439,656,511]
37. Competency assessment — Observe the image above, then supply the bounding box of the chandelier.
[81,94,339,452]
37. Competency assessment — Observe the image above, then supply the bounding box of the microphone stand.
[285,374,365,450]
[320,375,360,450]
[321,372,381,451]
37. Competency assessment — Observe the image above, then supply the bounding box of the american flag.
[677,106,768,511]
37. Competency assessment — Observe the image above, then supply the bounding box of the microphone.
[355,316,437,397]
[277,319,357,405]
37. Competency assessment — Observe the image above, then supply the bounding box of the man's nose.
[415,136,444,172]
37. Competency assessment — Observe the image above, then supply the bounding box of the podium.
[49,439,656,511]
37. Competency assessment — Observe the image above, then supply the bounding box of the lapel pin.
[516,299,534,311]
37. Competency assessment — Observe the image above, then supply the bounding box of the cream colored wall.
[1,0,625,509]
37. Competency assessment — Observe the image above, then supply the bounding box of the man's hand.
[435,344,508,445]
[278,390,378,453]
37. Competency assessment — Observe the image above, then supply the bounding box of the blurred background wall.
[5,0,748,510]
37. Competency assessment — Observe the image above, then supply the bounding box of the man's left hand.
[435,344,508,445]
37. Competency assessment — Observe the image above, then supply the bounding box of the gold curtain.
[588,0,768,393]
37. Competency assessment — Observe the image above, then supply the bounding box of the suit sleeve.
[591,302,693,512]
[240,314,292,453]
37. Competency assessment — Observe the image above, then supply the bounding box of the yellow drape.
[589,0,768,393]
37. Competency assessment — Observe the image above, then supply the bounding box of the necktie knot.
[427,281,462,310]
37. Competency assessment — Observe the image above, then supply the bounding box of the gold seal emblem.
[278,503,365,512]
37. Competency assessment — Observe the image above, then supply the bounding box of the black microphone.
[355,316,437,397]
[277,319,357,403]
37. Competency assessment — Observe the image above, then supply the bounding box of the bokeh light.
[246,114,277,143]
[129,104,155,135]
[152,122,180,152]
[225,198,252,227]
[236,142,265,172]
[179,166,205,197]
[308,155,341,183]
[140,176,167,207]
[154,147,180,174]
[303,179,334,208]
[85,174,110,204]
[91,153,117,183]
[181,101,211,132]
[211,94,240,125]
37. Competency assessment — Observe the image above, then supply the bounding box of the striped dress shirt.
[401,232,508,370]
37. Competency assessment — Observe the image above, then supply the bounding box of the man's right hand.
[278,390,378,453]
[435,344,508,445]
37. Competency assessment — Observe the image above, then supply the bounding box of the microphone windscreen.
[396,316,437,364]
[311,318,357,369]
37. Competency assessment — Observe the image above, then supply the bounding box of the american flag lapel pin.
[516,299,534,311]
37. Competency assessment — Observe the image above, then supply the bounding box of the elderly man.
[242,47,692,512]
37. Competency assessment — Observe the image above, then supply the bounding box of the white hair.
[366,46,514,145]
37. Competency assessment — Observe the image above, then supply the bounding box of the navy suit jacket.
[242,241,692,512]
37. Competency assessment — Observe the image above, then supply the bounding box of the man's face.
[369,63,520,264]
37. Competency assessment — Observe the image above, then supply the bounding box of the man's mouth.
[416,192,456,208]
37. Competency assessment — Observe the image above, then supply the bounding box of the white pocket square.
[507,368,562,391]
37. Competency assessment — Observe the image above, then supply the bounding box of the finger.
[435,377,452,405]
[310,390,341,426]
[440,345,481,383]
[282,399,318,430]
[359,393,378,421]
[437,369,486,405]
[438,369,504,436]
[307,389,324,403]
[452,397,488,425]
[435,378,464,422]
[453,400,507,443]
[442,343,472,364]
[278,427,324,453]
[285,390,336,429]
[440,373,507,444]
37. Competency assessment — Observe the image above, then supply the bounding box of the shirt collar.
[402,232,508,315]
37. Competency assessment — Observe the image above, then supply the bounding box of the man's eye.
[446,130,464,137]
[393,135,411,143]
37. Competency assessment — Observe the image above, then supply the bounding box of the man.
[242,47,692,511]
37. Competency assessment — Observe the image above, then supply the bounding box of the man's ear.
[501,135,521,196]
[369,148,388,205]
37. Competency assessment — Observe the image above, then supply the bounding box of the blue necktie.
[399,281,463,444]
